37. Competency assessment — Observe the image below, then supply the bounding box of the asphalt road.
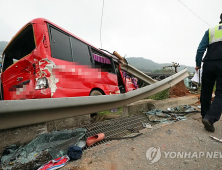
[61,112,222,170]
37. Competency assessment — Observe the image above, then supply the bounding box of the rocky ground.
[61,111,222,170]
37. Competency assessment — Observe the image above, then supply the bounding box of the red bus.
[0,18,137,100]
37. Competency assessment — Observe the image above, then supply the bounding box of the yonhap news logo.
[146,147,161,164]
[146,146,222,164]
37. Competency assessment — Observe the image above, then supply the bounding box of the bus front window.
[3,24,35,72]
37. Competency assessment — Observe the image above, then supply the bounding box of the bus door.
[114,62,126,93]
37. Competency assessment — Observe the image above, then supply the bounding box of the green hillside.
[126,57,195,73]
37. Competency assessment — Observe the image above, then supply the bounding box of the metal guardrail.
[145,73,173,81]
[121,63,157,84]
[0,68,188,130]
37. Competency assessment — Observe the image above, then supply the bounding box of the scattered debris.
[76,140,86,149]
[110,108,118,112]
[103,133,143,141]
[142,123,152,129]
[37,155,69,170]
[1,128,86,170]
[146,105,197,123]
[209,136,222,143]
[161,124,169,127]
[167,105,197,113]
[0,115,153,169]
[166,130,172,135]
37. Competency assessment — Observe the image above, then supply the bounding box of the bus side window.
[70,37,91,65]
[114,63,120,75]
[91,49,114,73]
[49,26,73,62]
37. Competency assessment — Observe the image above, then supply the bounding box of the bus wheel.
[90,90,102,96]
[90,90,102,118]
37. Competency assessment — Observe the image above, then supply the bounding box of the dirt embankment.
[169,81,190,97]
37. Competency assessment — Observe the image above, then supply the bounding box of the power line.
[100,0,104,48]
[178,0,212,27]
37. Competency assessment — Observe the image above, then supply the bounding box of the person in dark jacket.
[195,13,222,132]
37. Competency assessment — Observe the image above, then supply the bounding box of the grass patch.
[98,107,123,115]
[146,89,169,100]
[97,90,170,116]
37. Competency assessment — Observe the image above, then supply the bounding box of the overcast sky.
[0,0,221,67]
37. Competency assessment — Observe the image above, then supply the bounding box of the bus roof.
[4,18,116,60]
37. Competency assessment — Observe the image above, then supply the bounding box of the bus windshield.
[3,24,35,72]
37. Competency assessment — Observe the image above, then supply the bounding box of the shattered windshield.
[3,24,35,72]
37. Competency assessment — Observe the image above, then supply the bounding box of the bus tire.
[90,90,103,96]
[90,90,102,118]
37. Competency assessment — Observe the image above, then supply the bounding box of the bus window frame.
[90,47,116,74]
[48,24,74,62]
[47,23,116,74]
[2,24,36,72]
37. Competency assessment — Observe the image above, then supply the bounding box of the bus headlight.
[35,77,48,90]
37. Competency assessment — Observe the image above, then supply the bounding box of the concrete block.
[123,96,199,116]
[122,99,153,116]
[47,114,90,131]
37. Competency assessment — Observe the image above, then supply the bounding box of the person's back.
[203,22,222,62]
[195,13,222,132]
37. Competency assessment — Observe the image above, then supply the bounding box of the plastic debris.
[76,140,86,149]
[1,128,87,170]
[110,108,118,112]
[146,105,197,123]
[161,124,169,127]
[142,123,152,129]
[167,105,196,113]
[209,136,222,143]
[37,155,69,170]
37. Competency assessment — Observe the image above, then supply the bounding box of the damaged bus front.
[0,18,137,100]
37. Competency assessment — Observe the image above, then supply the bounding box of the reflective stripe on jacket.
[209,24,222,44]
[203,24,222,62]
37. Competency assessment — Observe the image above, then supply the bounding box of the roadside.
[1,80,207,170]
[93,80,200,122]
[60,82,216,170]
[61,112,222,170]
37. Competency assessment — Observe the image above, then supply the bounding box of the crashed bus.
[0,18,138,100]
